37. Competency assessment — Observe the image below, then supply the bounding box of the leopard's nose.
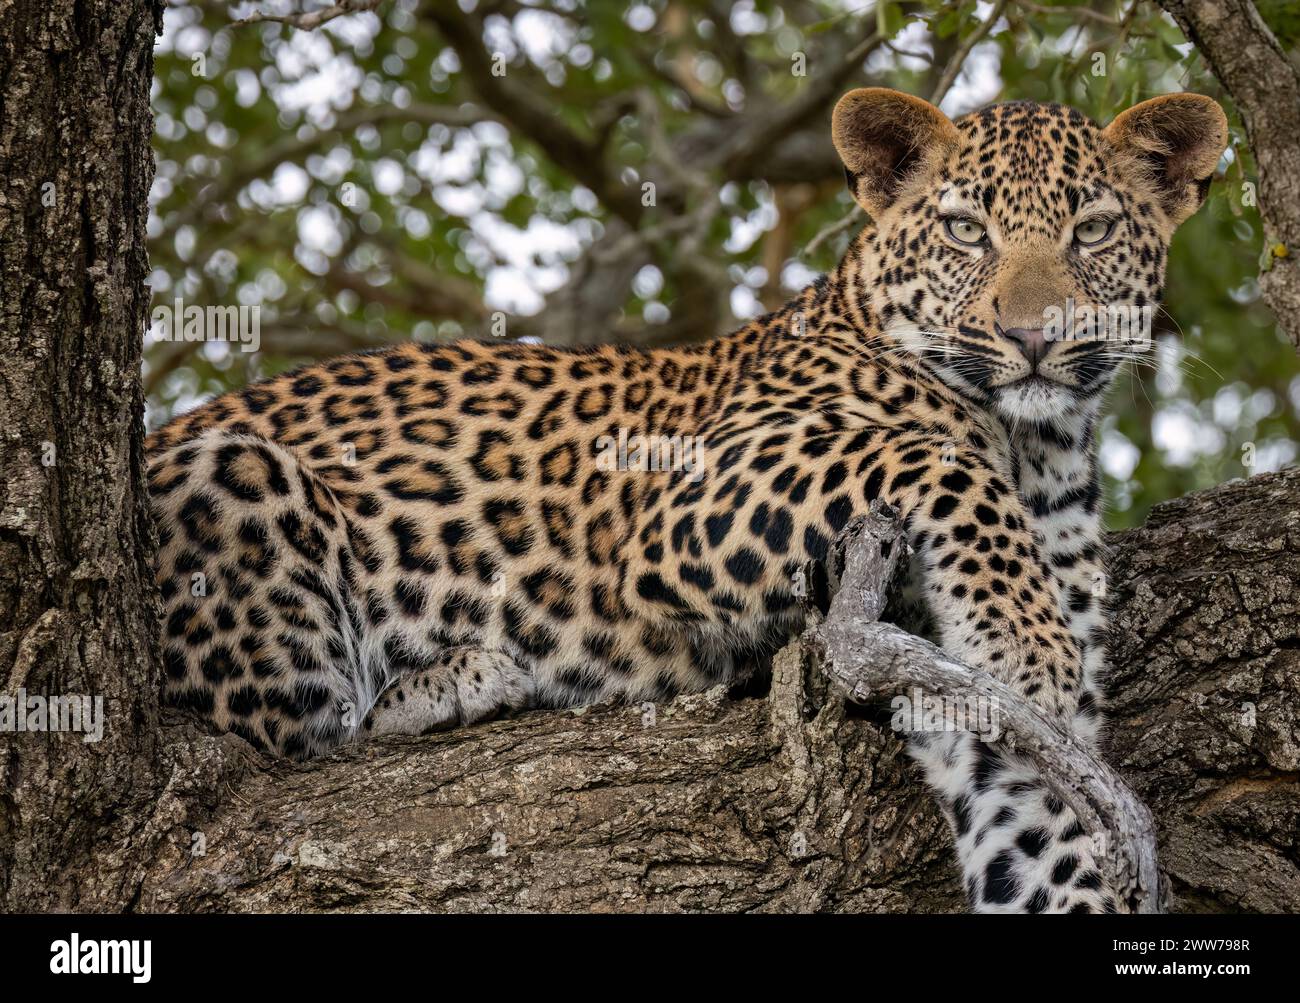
[1001,327,1048,368]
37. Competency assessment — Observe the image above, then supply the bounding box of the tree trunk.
[1157,0,1300,352]
[0,0,164,910]
[121,468,1299,914]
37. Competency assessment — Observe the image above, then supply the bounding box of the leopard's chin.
[993,376,1078,425]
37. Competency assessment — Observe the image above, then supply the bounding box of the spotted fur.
[147,89,1227,913]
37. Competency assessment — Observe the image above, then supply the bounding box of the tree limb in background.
[803,206,864,259]
[235,0,383,30]
[716,20,890,179]
[329,244,490,326]
[467,7,897,345]
[424,5,645,225]
[1015,0,1122,27]
[761,183,821,309]
[158,2,887,374]
[930,0,1009,105]
[162,102,489,237]
[1157,0,1300,352]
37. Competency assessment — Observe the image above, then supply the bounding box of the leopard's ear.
[1104,93,1228,226]
[831,88,960,217]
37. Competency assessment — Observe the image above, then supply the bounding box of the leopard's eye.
[944,217,987,246]
[1074,218,1114,246]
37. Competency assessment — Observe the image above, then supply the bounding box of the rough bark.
[1108,467,1300,912]
[0,0,165,910]
[122,468,1300,914]
[1157,0,1300,351]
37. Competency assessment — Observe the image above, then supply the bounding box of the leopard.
[145,87,1227,914]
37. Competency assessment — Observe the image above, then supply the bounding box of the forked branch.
[804,503,1164,914]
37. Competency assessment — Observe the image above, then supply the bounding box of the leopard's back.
[146,334,846,755]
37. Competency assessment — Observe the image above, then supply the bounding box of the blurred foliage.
[148,0,1300,528]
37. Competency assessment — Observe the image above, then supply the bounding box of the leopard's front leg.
[1012,421,1112,750]
[907,729,1117,912]
[884,440,1117,912]
[887,442,1083,721]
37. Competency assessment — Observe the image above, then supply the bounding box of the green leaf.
[876,1,906,40]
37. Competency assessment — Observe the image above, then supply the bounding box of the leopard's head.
[832,87,1228,426]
